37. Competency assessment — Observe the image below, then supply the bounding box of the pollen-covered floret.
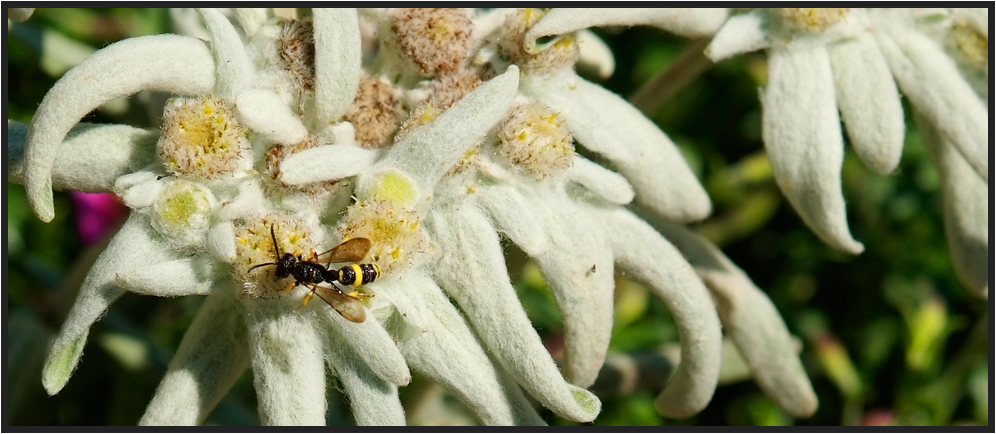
[395,101,440,142]
[499,8,580,72]
[429,67,484,110]
[157,96,250,179]
[778,8,851,33]
[947,19,988,73]
[279,17,316,90]
[335,199,430,273]
[233,215,321,298]
[496,101,575,178]
[343,77,402,148]
[393,8,473,75]
[150,180,216,245]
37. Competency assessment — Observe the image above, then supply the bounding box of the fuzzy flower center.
[948,19,988,73]
[778,8,851,32]
[497,102,575,178]
[279,17,316,90]
[343,77,402,148]
[150,180,214,243]
[336,199,429,272]
[233,215,320,298]
[393,8,473,75]
[157,96,249,179]
[500,8,580,72]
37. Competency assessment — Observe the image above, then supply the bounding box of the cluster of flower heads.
[6,7,987,426]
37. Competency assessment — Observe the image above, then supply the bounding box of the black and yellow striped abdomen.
[333,263,381,286]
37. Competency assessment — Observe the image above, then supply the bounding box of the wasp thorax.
[343,77,402,149]
[393,8,473,76]
[150,180,215,245]
[499,8,580,72]
[497,102,575,178]
[233,215,319,298]
[336,199,429,272]
[778,8,851,33]
[279,17,316,90]
[157,96,249,179]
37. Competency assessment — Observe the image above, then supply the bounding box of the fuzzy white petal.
[216,179,265,221]
[8,7,34,22]
[522,70,712,222]
[829,33,905,175]
[576,30,615,80]
[115,257,217,297]
[23,34,215,222]
[244,300,327,426]
[197,8,253,102]
[117,172,164,210]
[652,219,818,418]
[762,45,864,254]
[235,89,308,145]
[139,289,250,425]
[473,184,550,257]
[42,214,177,395]
[526,190,614,388]
[8,121,157,192]
[526,8,727,51]
[279,144,380,185]
[594,207,722,419]
[313,8,362,125]
[314,306,411,387]
[363,66,518,197]
[323,322,406,426]
[169,8,209,39]
[704,10,770,61]
[378,272,546,426]
[207,221,237,264]
[428,207,601,422]
[918,114,989,299]
[875,22,988,182]
[565,156,635,206]
[233,8,268,37]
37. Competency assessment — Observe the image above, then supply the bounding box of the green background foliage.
[6,8,989,426]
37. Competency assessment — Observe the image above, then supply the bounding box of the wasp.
[248,225,381,323]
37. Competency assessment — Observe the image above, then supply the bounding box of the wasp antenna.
[248,262,277,273]
[269,224,281,258]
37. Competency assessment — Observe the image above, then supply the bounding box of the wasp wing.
[312,285,367,323]
[315,238,372,265]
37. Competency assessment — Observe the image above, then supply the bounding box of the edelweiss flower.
[511,7,819,418]
[700,8,988,293]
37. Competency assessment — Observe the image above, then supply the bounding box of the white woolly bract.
[519,188,615,388]
[7,121,158,192]
[140,289,250,425]
[828,32,905,175]
[917,114,989,299]
[576,30,615,80]
[378,272,546,426]
[473,184,550,257]
[23,35,215,222]
[761,44,864,254]
[362,66,518,197]
[235,89,308,145]
[521,69,712,223]
[526,8,728,51]
[874,16,988,182]
[705,10,771,61]
[42,214,178,395]
[115,257,217,298]
[243,301,327,425]
[427,206,601,423]
[653,220,818,418]
[564,157,635,206]
[321,316,406,426]
[313,8,362,125]
[279,144,380,185]
[198,8,254,102]
[593,207,722,419]
[314,306,411,387]
[234,8,269,37]
[207,221,238,263]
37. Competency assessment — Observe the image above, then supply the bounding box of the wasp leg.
[295,284,318,311]
[280,281,297,292]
